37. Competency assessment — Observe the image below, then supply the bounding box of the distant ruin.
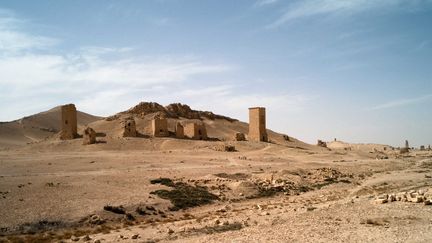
[175,123,184,139]
[122,118,137,137]
[82,127,96,145]
[233,132,246,141]
[248,107,268,142]
[184,122,207,140]
[317,140,327,148]
[152,118,169,137]
[60,104,78,140]
[420,145,426,151]
[405,140,410,149]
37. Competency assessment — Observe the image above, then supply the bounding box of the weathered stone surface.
[317,140,327,148]
[60,104,78,140]
[248,107,267,142]
[82,127,96,145]
[215,144,236,152]
[152,118,169,137]
[184,122,207,140]
[175,122,184,139]
[122,118,137,137]
[233,132,246,141]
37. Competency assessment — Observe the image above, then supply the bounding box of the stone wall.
[175,123,184,139]
[122,118,137,137]
[152,118,169,137]
[184,123,207,140]
[83,127,96,145]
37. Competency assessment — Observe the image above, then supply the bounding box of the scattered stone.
[168,228,174,234]
[70,235,79,241]
[82,235,91,241]
[214,144,236,152]
[131,234,139,239]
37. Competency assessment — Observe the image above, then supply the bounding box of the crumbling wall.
[60,104,78,140]
[175,123,184,139]
[122,118,137,137]
[233,132,246,141]
[248,107,268,142]
[184,123,207,140]
[152,118,169,137]
[317,140,327,148]
[82,127,96,145]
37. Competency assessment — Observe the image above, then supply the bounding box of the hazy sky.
[0,0,431,147]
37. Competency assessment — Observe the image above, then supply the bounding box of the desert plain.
[1,102,432,243]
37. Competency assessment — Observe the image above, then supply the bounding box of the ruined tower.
[175,122,184,139]
[122,118,137,137]
[248,107,268,142]
[152,118,169,137]
[60,104,78,140]
[184,123,207,140]
[82,127,96,145]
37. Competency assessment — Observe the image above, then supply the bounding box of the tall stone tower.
[60,104,78,140]
[248,107,268,142]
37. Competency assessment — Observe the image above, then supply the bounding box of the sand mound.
[0,106,101,148]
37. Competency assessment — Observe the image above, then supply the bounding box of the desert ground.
[1,102,432,243]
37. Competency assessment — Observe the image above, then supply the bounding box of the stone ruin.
[429,145,431,151]
[184,122,207,140]
[122,117,137,137]
[317,140,327,148]
[152,117,169,137]
[175,122,184,139]
[401,140,410,154]
[60,104,78,140]
[420,145,426,151]
[233,132,246,141]
[248,107,268,142]
[82,127,96,145]
[214,144,236,152]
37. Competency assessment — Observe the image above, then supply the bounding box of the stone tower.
[248,107,268,142]
[184,123,207,140]
[122,117,137,137]
[175,123,184,139]
[152,118,169,137]
[60,104,78,140]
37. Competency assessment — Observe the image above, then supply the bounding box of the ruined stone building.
[233,132,246,141]
[184,122,207,140]
[248,107,268,142]
[175,123,184,139]
[122,118,137,137]
[60,104,78,140]
[152,118,169,137]
[83,127,96,145]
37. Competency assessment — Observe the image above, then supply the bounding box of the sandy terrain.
[1,103,432,243]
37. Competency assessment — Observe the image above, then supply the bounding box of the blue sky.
[0,0,431,147]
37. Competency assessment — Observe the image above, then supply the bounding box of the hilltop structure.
[248,107,268,142]
[60,104,78,140]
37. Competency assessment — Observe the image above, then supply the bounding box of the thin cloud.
[369,94,432,110]
[266,0,432,29]
[254,0,279,7]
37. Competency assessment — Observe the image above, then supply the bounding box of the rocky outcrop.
[106,102,237,122]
